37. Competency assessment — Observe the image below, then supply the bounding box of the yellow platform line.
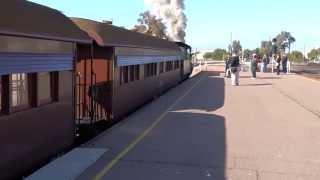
[93,74,205,180]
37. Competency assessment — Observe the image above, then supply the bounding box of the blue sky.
[30,0,320,53]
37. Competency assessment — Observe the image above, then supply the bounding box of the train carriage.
[72,18,187,123]
[175,42,193,80]
[0,1,91,179]
[0,5,192,177]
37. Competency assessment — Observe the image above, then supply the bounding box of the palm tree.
[287,36,296,54]
[274,31,296,54]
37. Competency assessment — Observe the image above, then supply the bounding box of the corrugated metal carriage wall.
[0,53,73,75]
[116,55,181,67]
[0,34,75,75]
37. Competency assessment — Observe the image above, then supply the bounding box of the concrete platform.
[29,66,320,180]
[26,148,107,180]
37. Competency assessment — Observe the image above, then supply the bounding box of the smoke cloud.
[145,0,187,42]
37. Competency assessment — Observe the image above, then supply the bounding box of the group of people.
[225,53,289,86]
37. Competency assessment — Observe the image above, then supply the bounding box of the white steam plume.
[145,0,187,42]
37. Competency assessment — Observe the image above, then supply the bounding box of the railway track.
[291,64,320,81]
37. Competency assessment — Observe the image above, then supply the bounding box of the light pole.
[304,44,306,63]
[230,32,233,55]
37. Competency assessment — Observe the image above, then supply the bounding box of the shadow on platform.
[258,76,281,80]
[240,83,272,87]
[151,71,226,179]
[240,75,280,80]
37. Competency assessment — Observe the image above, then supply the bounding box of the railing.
[76,72,109,127]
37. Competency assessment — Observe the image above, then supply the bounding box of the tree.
[287,35,296,54]
[243,49,260,59]
[274,31,296,54]
[307,48,320,61]
[212,48,228,60]
[203,52,213,60]
[132,11,168,39]
[231,40,242,54]
[254,48,262,57]
[243,49,251,59]
[260,41,272,56]
[289,51,304,63]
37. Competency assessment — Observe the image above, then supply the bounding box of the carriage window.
[124,66,129,83]
[174,61,180,69]
[120,66,129,85]
[144,64,150,78]
[0,76,2,112]
[145,63,157,78]
[166,61,173,72]
[160,62,164,73]
[38,72,51,105]
[134,65,140,80]
[10,73,29,109]
[129,65,135,82]
[152,63,157,75]
[120,67,123,84]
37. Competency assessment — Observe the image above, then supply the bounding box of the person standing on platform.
[251,54,258,79]
[270,38,278,73]
[225,55,231,78]
[261,55,268,72]
[276,54,281,75]
[230,53,240,86]
[282,54,288,73]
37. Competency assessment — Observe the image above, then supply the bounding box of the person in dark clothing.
[225,56,231,77]
[261,55,268,72]
[276,54,281,75]
[251,54,258,78]
[282,54,288,73]
[230,53,240,86]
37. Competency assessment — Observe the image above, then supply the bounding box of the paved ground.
[32,65,320,180]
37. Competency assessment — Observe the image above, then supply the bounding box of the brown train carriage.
[0,1,91,179]
[72,18,184,123]
[175,42,193,80]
